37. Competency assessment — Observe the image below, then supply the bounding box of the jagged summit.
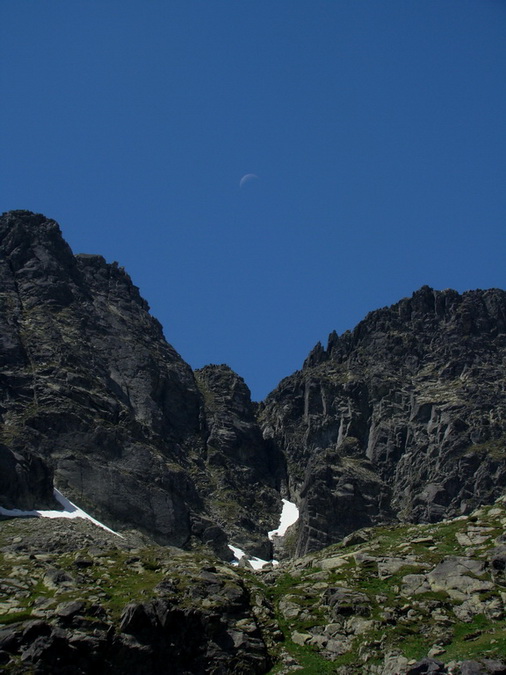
[1,211,506,674]
[261,286,506,555]
[304,285,506,368]
[0,210,282,557]
[1,210,505,562]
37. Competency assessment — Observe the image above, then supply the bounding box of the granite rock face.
[260,285,506,555]
[194,365,283,558]
[0,211,202,545]
[0,211,279,555]
[1,210,506,563]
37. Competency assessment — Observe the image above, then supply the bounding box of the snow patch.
[0,489,123,538]
[268,499,299,540]
[228,545,278,570]
[228,498,299,570]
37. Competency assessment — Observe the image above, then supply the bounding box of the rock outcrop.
[0,211,280,557]
[2,496,506,673]
[264,496,506,673]
[1,210,505,567]
[0,519,275,674]
[260,285,506,555]
[194,365,284,559]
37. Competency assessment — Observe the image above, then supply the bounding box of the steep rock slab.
[260,286,506,555]
[0,210,204,545]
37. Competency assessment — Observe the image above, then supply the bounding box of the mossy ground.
[263,498,506,671]
[1,498,506,672]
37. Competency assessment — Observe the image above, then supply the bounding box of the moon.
[239,173,258,188]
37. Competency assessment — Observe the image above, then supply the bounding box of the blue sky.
[1,1,505,400]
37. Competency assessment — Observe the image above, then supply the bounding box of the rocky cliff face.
[260,286,506,555]
[194,365,283,558]
[1,210,506,674]
[0,211,280,557]
[1,210,505,564]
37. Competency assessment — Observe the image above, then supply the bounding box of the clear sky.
[1,1,505,401]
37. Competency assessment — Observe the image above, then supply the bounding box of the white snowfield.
[268,499,300,539]
[229,498,299,569]
[0,488,123,538]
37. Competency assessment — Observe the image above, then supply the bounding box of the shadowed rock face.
[260,285,506,555]
[1,211,505,562]
[0,211,280,554]
[0,211,202,545]
[194,365,284,558]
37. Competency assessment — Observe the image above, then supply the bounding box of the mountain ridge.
[1,210,506,674]
[1,210,505,558]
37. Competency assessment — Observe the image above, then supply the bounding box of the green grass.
[441,616,506,661]
[466,435,506,460]
[2,492,506,671]
[0,611,34,625]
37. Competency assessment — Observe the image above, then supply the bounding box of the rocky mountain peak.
[1,211,506,673]
[262,286,506,556]
[0,210,83,310]
[0,211,281,557]
[1,210,505,562]
[305,286,506,370]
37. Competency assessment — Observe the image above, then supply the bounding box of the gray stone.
[56,600,86,619]
[291,631,312,646]
[260,285,506,556]
[460,662,487,675]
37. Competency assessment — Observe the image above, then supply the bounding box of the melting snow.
[229,498,299,569]
[228,544,277,570]
[268,499,299,540]
[0,489,123,538]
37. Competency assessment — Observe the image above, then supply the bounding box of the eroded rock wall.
[0,211,279,556]
[260,286,506,555]
[1,211,505,561]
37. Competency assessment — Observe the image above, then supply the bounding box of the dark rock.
[488,546,506,577]
[480,660,506,675]
[460,662,488,675]
[0,211,201,546]
[0,627,20,653]
[0,211,281,556]
[460,661,506,675]
[0,446,55,510]
[43,567,75,589]
[3,210,505,565]
[406,658,447,674]
[21,620,52,643]
[322,587,370,618]
[261,286,506,554]
[74,554,94,568]
[116,594,270,674]
[195,364,284,557]
[20,632,77,673]
[56,600,86,620]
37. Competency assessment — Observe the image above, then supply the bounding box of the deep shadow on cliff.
[0,211,282,559]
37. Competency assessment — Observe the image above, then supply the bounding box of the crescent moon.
[239,173,258,188]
